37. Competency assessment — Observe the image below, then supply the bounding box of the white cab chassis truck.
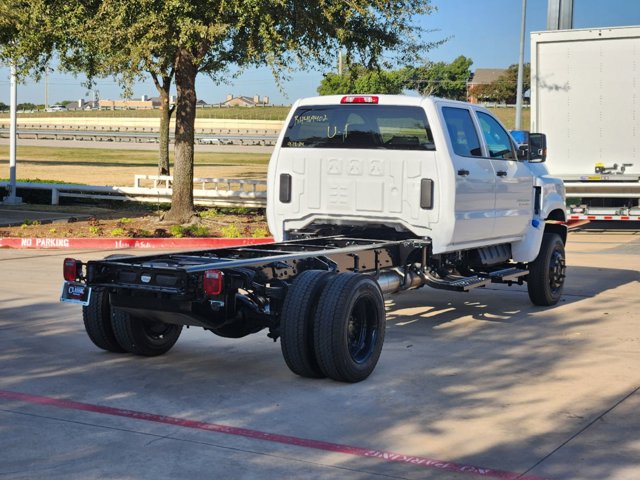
[61,95,567,383]
[531,26,640,221]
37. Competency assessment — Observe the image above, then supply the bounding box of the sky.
[1,0,639,106]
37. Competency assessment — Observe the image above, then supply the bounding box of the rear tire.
[111,309,182,356]
[313,273,386,383]
[527,232,566,306]
[280,270,334,378]
[82,288,125,353]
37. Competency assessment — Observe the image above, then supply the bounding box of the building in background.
[222,94,270,107]
[466,68,505,104]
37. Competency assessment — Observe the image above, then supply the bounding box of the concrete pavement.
[0,230,638,479]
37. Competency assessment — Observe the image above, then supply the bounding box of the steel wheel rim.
[142,320,173,344]
[347,297,378,364]
[549,249,566,293]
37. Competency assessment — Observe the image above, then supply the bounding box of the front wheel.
[313,273,386,383]
[111,309,182,356]
[527,232,566,306]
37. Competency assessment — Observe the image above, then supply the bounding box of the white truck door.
[441,106,496,244]
[475,111,534,238]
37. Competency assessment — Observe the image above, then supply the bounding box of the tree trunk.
[151,73,175,177]
[163,49,197,223]
[158,89,172,176]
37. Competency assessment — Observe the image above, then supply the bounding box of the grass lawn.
[0,106,292,121]
[1,105,530,128]
[489,107,531,130]
[0,145,270,186]
[0,106,529,187]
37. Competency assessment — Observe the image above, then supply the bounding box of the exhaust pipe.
[376,269,425,294]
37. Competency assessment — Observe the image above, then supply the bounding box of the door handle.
[457,169,470,177]
[496,170,507,177]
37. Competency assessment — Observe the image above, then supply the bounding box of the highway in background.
[0,137,274,154]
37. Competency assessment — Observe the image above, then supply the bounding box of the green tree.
[401,55,473,100]
[318,64,405,95]
[473,63,530,104]
[55,2,177,176]
[4,0,437,223]
[87,1,437,223]
[0,0,56,76]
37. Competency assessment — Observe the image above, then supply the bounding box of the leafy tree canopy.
[3,0,439,223]
[318,55,473,100]
[318,64,405,95]
[401,55,473,100]
[473,63,530,104]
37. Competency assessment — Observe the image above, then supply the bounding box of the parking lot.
[1,228,639,480]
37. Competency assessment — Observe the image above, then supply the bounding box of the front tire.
[313,273,386,383]
[82,288,126,353]
[527,232,566,306]
[111,309,182,356]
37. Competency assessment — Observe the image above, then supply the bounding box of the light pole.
[515,0,527,130]
[4,62,21,204]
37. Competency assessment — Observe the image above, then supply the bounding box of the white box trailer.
[530,26,640,221]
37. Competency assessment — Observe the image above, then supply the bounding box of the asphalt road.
[0,137,275,154]
[1,230,639,480]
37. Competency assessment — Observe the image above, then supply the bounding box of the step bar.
[423,267,529,292]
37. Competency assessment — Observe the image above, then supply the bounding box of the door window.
[442,107,482,157]
[476,112,516,160]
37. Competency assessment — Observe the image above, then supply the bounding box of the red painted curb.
[0,237,274,249]
[0,389,549,480]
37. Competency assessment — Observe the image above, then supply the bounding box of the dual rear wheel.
[280,271,386,383]
[82,289,182,356]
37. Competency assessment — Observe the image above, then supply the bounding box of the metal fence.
[0,175,267,208]
[0,127,278,145]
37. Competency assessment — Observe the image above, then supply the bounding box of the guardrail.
[0,128,279,145]
[0,175,267,208]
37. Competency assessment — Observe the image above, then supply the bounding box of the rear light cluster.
[203,269,224,296]
[63,258,81,281]
[340,95,379,104]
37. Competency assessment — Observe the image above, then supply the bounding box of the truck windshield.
[282,105,435,150]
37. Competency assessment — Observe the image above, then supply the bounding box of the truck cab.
[267,95,566,262]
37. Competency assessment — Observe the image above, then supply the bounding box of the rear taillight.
[203,269,224,296]
[340,95,379,104]
[63,258,80,281]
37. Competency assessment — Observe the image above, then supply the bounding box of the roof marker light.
[341,95,379,104]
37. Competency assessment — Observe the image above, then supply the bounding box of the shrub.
[199,208,219,219]
[188,224,210,237]
[110,227,127,237]
[169,225,186,238]
[221,224,241,238]
[251,227,270,238]
[88,226,102,236]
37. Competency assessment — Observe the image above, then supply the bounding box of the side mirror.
[528,133,547,162]
[510,130,547,162]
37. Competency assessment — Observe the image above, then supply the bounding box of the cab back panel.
[274,149,439,235]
